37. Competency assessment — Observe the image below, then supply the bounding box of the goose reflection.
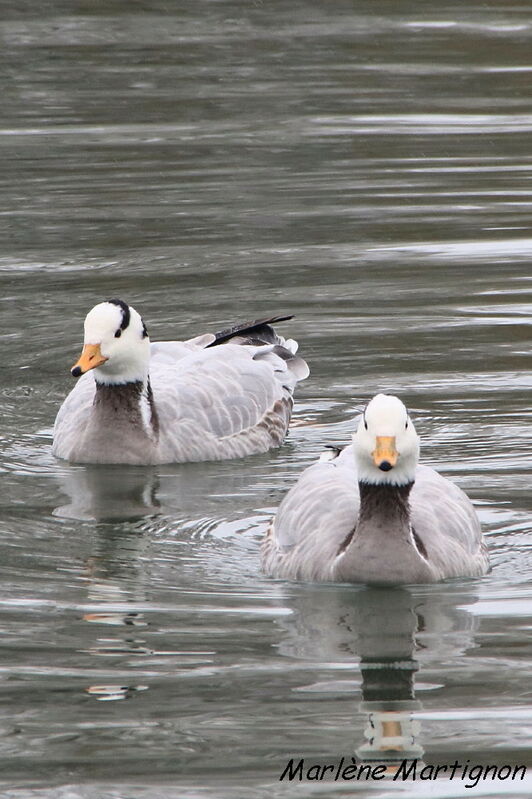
[53,464,161,521]
[277,584,479,771]
[74,498,218,701]
[53,457,266,699]
[53,454,277,522]
[80,523,152,700]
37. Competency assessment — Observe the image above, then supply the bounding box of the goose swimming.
[53,299,309,465]
[262,394,489,584]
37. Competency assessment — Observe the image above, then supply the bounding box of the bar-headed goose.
[53,299,308,465]
[262,394,489,584]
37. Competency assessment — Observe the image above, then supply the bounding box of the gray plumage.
[262,403,489,585]
[53,305,308,465]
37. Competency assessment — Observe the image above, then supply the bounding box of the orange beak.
[71,343,108,377]
[372,436,398,470]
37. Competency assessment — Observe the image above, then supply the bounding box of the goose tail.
[208,314,309,384]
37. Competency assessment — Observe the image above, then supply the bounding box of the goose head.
[353,394,419,486]
[71,299,150,385]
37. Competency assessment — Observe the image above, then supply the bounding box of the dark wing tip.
[324,444,345,458]
[207,314,294,348]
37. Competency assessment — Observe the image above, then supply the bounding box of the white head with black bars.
[353,394,420,486]
[71,299,150,385]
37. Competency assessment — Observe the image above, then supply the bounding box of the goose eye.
[364,418,368,431]
[405,418,409,429]
[114,329,122,338]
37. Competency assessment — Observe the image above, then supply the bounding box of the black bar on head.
[107,298,131,330]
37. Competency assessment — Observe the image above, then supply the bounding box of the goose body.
[53,300,309,465]
[262,394,489,585]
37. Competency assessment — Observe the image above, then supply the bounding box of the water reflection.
[279,584,479,771]
[52,454,286,523]
[78,518,151,700]
[53,464,161,521]
[75,499,225,706]
[2,0,532,791]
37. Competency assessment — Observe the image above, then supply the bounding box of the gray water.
[1,1,532,797]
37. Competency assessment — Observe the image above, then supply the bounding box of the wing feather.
[410,465,487,577]
[262,450,360,581]
[150,342,298,461]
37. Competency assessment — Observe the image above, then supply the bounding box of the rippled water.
[1,1,532,797]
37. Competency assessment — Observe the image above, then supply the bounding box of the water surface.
[1,1,532,797]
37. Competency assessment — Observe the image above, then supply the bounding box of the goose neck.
[357,481,413,534]
[93,377,159,439]
[94,378,144,409]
